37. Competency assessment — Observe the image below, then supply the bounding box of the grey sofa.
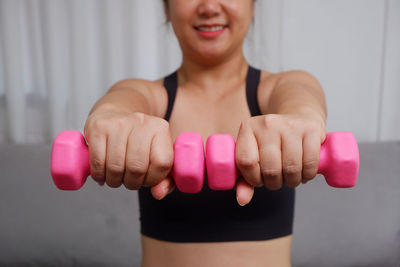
[0,141,399,267]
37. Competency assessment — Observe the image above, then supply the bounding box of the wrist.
[279,105,327,129]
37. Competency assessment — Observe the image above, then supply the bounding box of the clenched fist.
[235,113,327,205]
[84,109,176,200]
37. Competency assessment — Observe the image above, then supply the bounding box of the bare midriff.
[141,234,292,267]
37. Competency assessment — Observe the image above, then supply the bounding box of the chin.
[197,46,227,59]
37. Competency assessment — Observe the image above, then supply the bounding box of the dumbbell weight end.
[318,132,359,188]
[51,131,90,190]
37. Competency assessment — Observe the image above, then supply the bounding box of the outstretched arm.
[267,70,327,126]
[235,70,328,206]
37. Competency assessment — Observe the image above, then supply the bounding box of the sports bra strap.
[246,65,262,117]
[163,71,178,121]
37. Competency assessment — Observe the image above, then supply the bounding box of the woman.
[84,0,327,266]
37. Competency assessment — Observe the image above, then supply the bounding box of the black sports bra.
[138,65,295,243]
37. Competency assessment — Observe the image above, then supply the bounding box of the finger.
[143,129,174,187]
[151,176,175,200]
[257,129,283,190]
[235,176,254,206]
[281,131,303,188]
[302,130,321,182]
[235,122,262,187]
[105,127,131,188]
[87,132,107,184]
[123,129,151,190]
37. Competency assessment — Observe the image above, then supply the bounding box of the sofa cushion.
[0,141,399,266]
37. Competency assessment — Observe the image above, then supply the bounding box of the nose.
[197,0,222,18]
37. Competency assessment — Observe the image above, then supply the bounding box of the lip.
[194,24,228,39]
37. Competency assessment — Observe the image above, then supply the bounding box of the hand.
[84,109,175,200]
[235,113,326,206]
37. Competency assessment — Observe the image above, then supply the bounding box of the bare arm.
[266,70,327,126]
[88,79,158,117]
[235,70,328,205]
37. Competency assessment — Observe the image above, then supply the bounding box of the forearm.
[88,79,153,116]
[267,71,327,127]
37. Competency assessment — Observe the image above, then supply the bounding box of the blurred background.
[0,1,399,267]
[0,0,399,144]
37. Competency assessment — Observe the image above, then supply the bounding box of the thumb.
[235,176,254,206]
[151,176,175,200]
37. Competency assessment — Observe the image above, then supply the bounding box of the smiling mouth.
[194,25,228,32]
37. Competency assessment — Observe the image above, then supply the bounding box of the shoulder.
[111,77,168,119]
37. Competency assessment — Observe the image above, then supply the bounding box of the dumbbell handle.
[51,131,359,190]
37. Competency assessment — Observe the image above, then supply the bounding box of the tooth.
[198,26,223,32]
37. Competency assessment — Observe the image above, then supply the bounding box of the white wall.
[279,0,400,142]
[0,0,399,144]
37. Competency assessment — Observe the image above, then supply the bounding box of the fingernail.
[157,191,165,200]
[237,196,246,207]
[157,187,168,200]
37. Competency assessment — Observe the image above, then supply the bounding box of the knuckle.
[263,178,282,191]
[261,168,281,178]
[114,116,128,128]
[93,118,108,131]
[303,159,318,171]
[107,162,125,175]
[126,160,148,177]
[283,164,301,175]
[302,172,317,180]
[159,119,170,130]
[91,170,104,181]
[263,114,278,129]
[302,160,318,180]
[236,155,258,170]
[304,121,318,132]
[132,112,146,125]
[153,156,173,173]
[123,178,141,190]
[105,172,123,187]
[285,118,298,130]
[91,158,105,178]
[92,157,104,169]
[91,171,104,181]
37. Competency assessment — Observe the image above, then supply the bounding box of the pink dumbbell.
[51,131,359,192]
[50,130,206,192]
[51,131,91,190]
[205,131,359,190]
[172,132,205,193]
